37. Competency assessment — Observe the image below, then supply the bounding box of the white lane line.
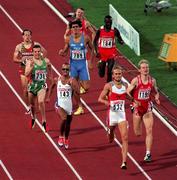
[0,70,82,180]
[0,160,13,180]
[0,4,150,180]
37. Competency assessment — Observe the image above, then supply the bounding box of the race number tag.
[35,70,46,81]
[100,38,113,48]
[110,100,125,112]
[59,89,71,98]
[138,89,151,100]
[71,50,84,60]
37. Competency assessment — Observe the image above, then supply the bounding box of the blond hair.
[138,59,149,68]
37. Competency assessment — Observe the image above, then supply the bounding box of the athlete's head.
[69,20,82,29]
[33,44,41,59]
[22,29,32,42]
[104,15,112,29]
[61,62,70,76]
[112,64,123,82]
[138,59,149,75]
[75,8,84,19]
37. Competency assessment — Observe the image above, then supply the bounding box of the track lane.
[0,0,177,179]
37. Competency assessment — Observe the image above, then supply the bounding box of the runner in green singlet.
[25,44,52,132]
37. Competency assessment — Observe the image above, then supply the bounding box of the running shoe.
[30,119,35,129]
[74,106,84,115]
[64,139,69,149]
[144,154,152,162]
[120,162,127,170]
[42,121,48,132]
[58,136,64,147]
[80,86,86,94]
[25,108,31,115]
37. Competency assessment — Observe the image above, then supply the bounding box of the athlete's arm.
[59,37,70,57]
[85,35,94,65]
[98,83,110,106]
[126,77,137,100]
[93,29,100,55]
[64,24,70,39]
[13,44,24,63]
[71,78,80,95]
[114,28,124,45]
[85,20,96,42]
[152,78,160,105]
[25,59,34,77]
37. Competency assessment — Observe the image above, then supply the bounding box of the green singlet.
[28,59,47,96]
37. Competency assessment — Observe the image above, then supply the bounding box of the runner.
[25,44,52,132]
[46,63,80,149]
[127,59,160,162]
[98,64,128,169]
[13,29,47,113]
[94,15,124,82]
[64,7,96,94]
[59,20,94,115]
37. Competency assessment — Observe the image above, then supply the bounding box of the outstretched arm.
[114,28,124,45]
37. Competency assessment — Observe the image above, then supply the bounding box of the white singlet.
[55,79,73,115]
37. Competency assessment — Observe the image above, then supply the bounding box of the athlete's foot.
[144,153,152,162]
[80,86,86,94]
[64,139,69,149]
[42,121,48,132]
[25,107,31,115]
[74,106,84,115]
[120,162,127,170]
[29,119,35,129]
[58,136,64,147]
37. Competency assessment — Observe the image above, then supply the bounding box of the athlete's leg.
[133,113,143,136]
[37,88,47,123]
[118,121,128,164]
[107,58,115,82]
[20,74,29,106]
[65,115,72,139]
[98,60,106,78]
[143,112,154,153]
[28,92,36,119]
[108,126,116,143]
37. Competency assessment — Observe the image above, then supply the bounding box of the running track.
[0,1,177,179]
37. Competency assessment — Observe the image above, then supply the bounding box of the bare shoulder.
[44,57,50,64]
[15,43,23,51]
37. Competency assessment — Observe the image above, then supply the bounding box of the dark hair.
[22,29,32,35]
[69,20,82,29]
[33,44,41,49]
[76,7,85,11]
[104,15,112,22]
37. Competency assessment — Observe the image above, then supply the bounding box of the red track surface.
[0,1,177,179]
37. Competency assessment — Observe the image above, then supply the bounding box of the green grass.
[68,0,177,105]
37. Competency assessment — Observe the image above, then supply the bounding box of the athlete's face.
[112,69,122,82]
[76,9,84,19]
[33,47,41,59]
[139,63,149,76]
[71,24,81,34]
[23,31,32,43]
[104,18,112,30]
[61,65,70,76]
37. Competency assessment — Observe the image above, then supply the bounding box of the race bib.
[35,70,46,81]
[100,38,113,48]
[59,89,71,98]
[110,100,125,112]
[71,50,85,60]
[138,89,151,100]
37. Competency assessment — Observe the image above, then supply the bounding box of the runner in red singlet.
[127,59,160,162]
[94,15,124,83]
